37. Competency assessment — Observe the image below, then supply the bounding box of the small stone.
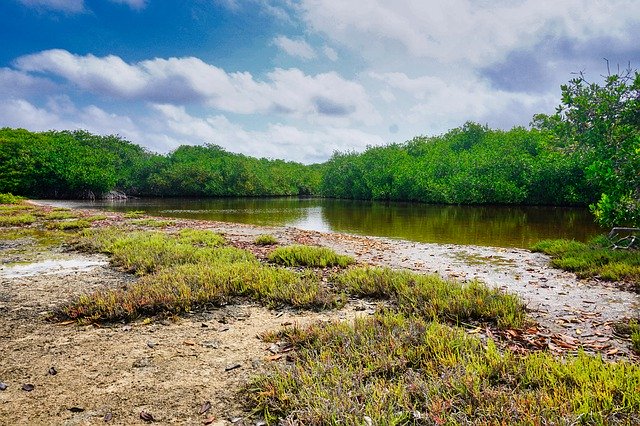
[146,341,156,348]
[133,357,152,368]
[22,383,35,392]
[0,382,7,391]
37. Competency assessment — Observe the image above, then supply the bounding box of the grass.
[129,218,175,227]
[268,245,354,268]
[44,211,78,220]
[335,266,526,329]
[123,210,146,218]
[0,193,24,204]
[531,237,640,282]
[246,311,640,425]
[613,319,640,354]
[0,213,36,227]
[58,262,343,322]
[76,228,246,275]
[45,219,91,230]
[255,234,278,245]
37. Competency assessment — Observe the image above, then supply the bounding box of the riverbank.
[1,202,638,424]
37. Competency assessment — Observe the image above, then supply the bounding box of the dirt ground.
[0,207,638,425]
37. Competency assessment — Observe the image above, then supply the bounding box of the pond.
[46,197,604,249]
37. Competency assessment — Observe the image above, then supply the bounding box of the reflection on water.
[48,197,604,248]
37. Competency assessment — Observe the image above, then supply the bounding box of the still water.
[56,197,604,249]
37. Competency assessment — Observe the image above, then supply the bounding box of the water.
[44,197,604,248]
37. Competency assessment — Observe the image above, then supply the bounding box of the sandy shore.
[0,204,638,424]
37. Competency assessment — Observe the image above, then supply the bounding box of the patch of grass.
[336,267,526,329]
[614,319,640,354]
[0,193,24,204]
[531,237,640,282]
[268,245,354,268]
[177,228,226,247]
[255,234,278,245]
[76,228,250,274]
[123,210,146,218]
[129,218,175,228]
[0,213,36,227]
[45,219,91,230]
[44,211,78,220]
[58,262,343,322]
[246,311,640,425]
[85,214,108,222]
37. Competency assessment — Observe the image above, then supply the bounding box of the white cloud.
[108,0,147,10]
[322,46,338,61]
[18,0,84,13]
[15,49,379,124]
[151,104,384,162]
[370,71,556,133]
[300,0,640,66]
[273,35,317,60]
[0,68,56,96]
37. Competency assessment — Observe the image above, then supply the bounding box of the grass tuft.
[0,213,36,227]
[129,218,175,227]
[255,234,278,246]
[123,210,146,218]
[45,219,91,230]
[336,267,526,329]
[531,237,640,282]
[76,228,249,275]
[57,262,343,321]
[246,311,640,425]
[268,245,354,268]
[0,193,24,204]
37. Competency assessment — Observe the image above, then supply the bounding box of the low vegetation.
[532,237,640,282]
[336,267,526,329]
[45,219,91,230]
[613,319,640,354]
[0,213,36,227]
[255,234,278,245]
[0,192,24,204]
[59,262,342,322]
[268,245,354,268]
[76,228,246,275]
[247,311,640,425]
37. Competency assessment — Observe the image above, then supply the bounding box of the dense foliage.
[534,68,640,227]
[321,123,598,205]
[0,128,320,198]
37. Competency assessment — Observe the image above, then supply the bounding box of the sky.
[1,0,639,163]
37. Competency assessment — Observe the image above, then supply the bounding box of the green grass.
[0,193,24,204]
[246,311,640,425]
[58,262,343,322]
[0,213,36,227]
[335,267,526,329]
[45,219,91,230]
[613,319,640,354]
[123,210,146,218]
[268,245,354,268]
[44,211,78,220]
[76,228,249,275]
[255,234,278,245]
[531,237,640,282]
[129,218,175,227]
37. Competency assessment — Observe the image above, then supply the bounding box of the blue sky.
[2,0,639,163]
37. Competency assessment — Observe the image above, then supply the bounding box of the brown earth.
[0,205,638,425]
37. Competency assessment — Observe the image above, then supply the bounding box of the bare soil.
[0,206,638,425]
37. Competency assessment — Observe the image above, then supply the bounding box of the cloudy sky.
[1,1,639,163]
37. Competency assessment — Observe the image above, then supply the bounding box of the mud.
[0,204,638,425]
